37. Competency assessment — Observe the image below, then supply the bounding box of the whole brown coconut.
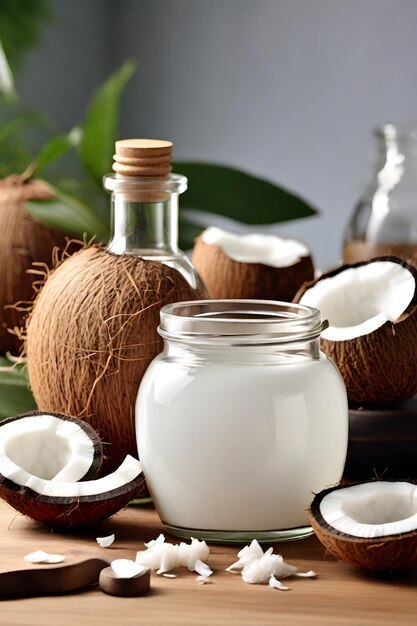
[26,246,208,473]
[192,228,314,301]
[0,175,68,354]
[295,256,417,405]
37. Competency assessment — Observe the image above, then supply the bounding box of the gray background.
[16,0,417,269]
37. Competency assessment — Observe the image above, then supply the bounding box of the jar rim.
[159,300,327,345]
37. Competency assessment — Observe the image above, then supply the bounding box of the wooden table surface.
[0,500,416,626]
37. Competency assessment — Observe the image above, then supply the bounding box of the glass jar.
[344,124,417,264]
[136,300,348,543]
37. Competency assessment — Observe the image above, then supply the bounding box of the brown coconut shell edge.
[294,256,417,405]
[0,468,146,529]
[192,237,314,301]
[309,481,417,571]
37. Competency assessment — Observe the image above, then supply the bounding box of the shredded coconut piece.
[194,559,213,577]
[162,573,178,579]
[269,574,289,591]
[226,540,316,589]
[225,539,265,571]
[96,534,115,548]
[295,570,316,578]
[111,559,147,579]
[24,550,65,564]
[136,534,211,575]
[242,553,297,584]
[196,575,213,584]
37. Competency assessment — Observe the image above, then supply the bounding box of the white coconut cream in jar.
[136,300,348,542]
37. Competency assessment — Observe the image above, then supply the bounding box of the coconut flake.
[226,541,316,589]
[225,539,264,572]
[194,559,213,578]
[269,575,289,591]
[111,559,147,579]
[242,553,297,584]
[136,534,211,575]
[295,570,316,578]
[162,573,178,579]
[196,575,213,584]
[24,550,65,564]
[96,533,115,548]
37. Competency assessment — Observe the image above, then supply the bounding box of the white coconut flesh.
[0,414,97,482]
[299,261,415,341]
[320,481,417,538]
[0,454,142,498]
[201,226,309,268]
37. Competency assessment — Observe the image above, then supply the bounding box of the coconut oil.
[136,300,348,543]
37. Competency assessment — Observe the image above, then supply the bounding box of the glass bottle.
[104,139,206,291]
[27,139,208,476]
[344,124,417,264]
[136,300,348,543]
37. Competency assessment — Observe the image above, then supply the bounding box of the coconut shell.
[0,469,146,529]
[26,246,208,473]
[0,175,68,354]
[192,237,314,300]
[294,257,417,405]
[309,482,417,571]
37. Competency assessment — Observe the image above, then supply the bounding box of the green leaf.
[179,213,205,250]
[79,60,136,185]
[25,183,108,240]
[174,162,318,224]
[0,358,36,419]
[0,0,51,71]
[0,112,39,145]
[29,127,81,176]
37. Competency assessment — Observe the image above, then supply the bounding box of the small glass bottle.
[344,124,417,264]
[136,300,348,543]
[104,139,205,290]
[27,139,208,474]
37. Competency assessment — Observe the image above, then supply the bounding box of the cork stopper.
[113,139,173,178]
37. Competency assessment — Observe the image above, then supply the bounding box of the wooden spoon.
[0,557,110,599]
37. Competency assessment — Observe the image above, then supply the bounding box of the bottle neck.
[107,192,179,258]
[375,124,417,188]
[103,173,187,258]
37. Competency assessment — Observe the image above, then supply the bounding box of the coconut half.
[0,412,103,482]
[309,481,417,571]
[192,227,314,300]
[0,453,145,528]
[296,256,417,404]
[0,411,145,528]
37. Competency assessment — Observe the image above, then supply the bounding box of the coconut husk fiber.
[0,175,68,354]
[26,246,208,473]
